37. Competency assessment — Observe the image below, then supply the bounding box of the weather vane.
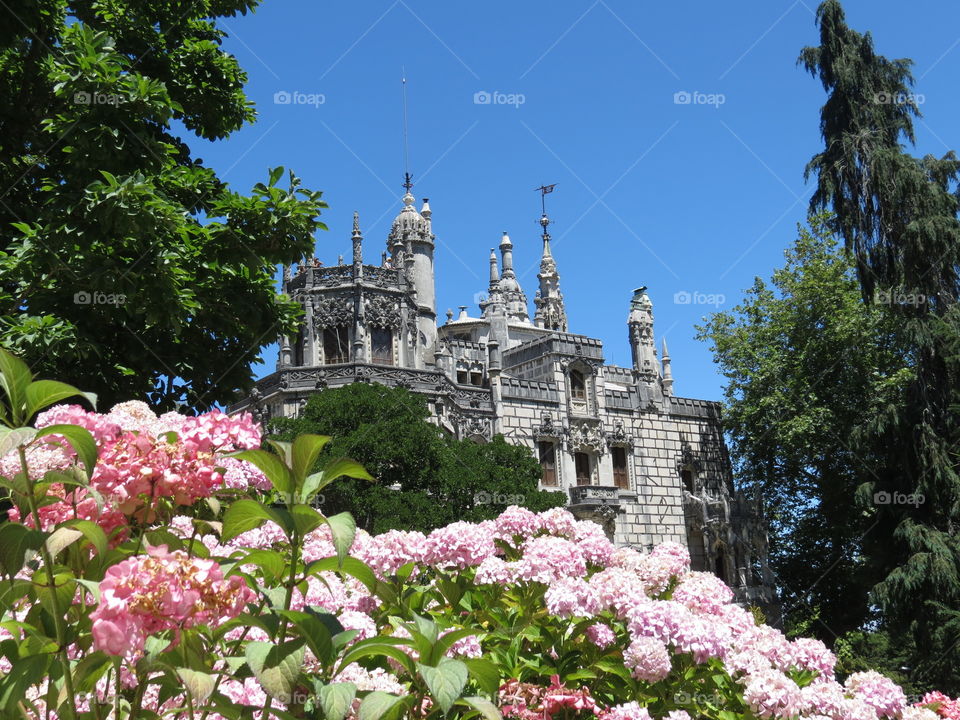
[535,184,557,235]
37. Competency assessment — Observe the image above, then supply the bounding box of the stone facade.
[230,191,775,610]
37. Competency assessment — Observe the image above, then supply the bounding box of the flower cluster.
[499,676,597,720]
[916,693,960,720]
[90,544,255,656]
[4,402,264,536]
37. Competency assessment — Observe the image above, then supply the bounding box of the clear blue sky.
[194,0,960,402]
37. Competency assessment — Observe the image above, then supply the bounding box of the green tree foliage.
[0,1,326,411]
[697,215,911,642]
[267,383,566,534]
[801,0,960,691]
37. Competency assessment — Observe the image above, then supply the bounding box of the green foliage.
[0,1,327,411]
[801,1,960,692]
[698,215,910,639]
[268,383,566,534]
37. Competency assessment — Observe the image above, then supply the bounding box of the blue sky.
[195,0,960,402]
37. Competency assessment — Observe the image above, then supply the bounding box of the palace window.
[612,446,629,489]
[681,466,695,493]
[323,326,349,364]
[574,452,591,486]
[570,370,586,400]
[470,371,483,386]
[714,545,728,584]
[457,370,469,384]
[538,442,557,486]
[371,327,393,365]
[293,327,304,366]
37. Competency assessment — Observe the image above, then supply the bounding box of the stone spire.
[489,248,500,285]
[533,211,568,332]
[497,231,529,323]
[351,211,363,271]
[628,287,657,377]
[661,337,674,396]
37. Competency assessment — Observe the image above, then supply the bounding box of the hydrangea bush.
[0,349,956,720]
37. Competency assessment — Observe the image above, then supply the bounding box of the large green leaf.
[358,692,407,720]
[302,457,374,502]
[238,548,286,582]
[462,658,501,696]
[0,349,32,426]
[317,682,356,720]
[0,653,49,711]
[275,609,334,665]
[0,524,44,578]
[0,427,37,459]
[290,503,324,537]
[323,512,356,566]
[461,697,502,720]
[177,668,215,703]
[35,424,97,476]
[418,658,468,714]
[291,434,331,485]
[244,640,305,704]
[305,555,377,592]
[230,449,293,497]
[59,519,107,557]
[221,499,293,542]
[25,380,93,419]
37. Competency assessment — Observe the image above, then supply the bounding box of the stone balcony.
[568,485,622,540]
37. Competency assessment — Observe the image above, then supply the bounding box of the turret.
[387,188,436,361]
[497,232,530,323]
[661,337,674,396]
[628,287,657,377]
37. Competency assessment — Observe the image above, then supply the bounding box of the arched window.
[323,326,349,364]
[570,370,586,400]
[681,466,695,493]
[538,442,557,486]
[714,545,728,583]
[574,452,591,486]
[371,327,393,365]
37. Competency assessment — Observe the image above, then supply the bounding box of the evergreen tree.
[801,0,960,690]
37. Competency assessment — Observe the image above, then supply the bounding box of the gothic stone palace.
[231,188,774,607]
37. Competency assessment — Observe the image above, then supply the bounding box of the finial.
[662,337,670,358]
[352,211,362,237]
[500,231,512,247]
[446,308,454,323]
[403,172,413,193]
[421,198,431,218]
[458,306,468,320]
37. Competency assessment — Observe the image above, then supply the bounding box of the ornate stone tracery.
[312,296,353,329]
[364,294,403,329]
[567,419,605,454]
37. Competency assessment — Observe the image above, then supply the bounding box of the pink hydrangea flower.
[845,671,906,719]
[90,545,255,656]
[585,623,617,649]
[742,669,802,719]
[600,702,653,720]
[623,636,672,682]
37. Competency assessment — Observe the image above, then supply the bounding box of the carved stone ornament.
[452,411,491,440]
[534,412,561,440]
[606,419,634,450]
[365,294,403,329]
[567,420,605,454]
[312,296,353,329]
